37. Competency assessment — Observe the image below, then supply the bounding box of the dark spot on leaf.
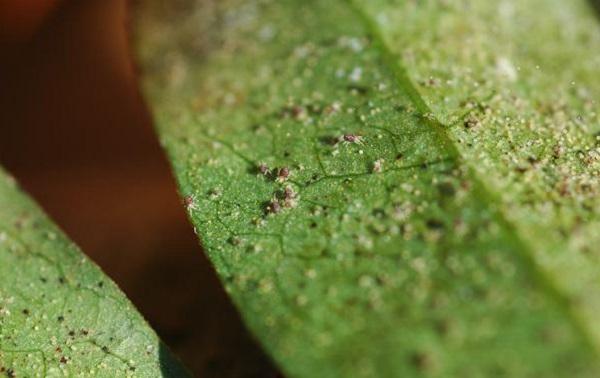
[437,182,455,197]
[464,116,479,129]
[57,316,64,322]
[372,208,385,218]
[319,135,338,146]
[280,105,308,120]
[347,84,368,95]
[255,163,270,176]
[264,200,281,215]
[14,218,25,229]
[290,106,306,120]
[426,219,444,230]
[228,236,241,246]
[435,318,451,336]
[410,351,433,371]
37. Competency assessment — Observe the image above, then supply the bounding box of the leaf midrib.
[344,0,598,358]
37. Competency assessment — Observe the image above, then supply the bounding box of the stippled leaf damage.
[133,0,600,376]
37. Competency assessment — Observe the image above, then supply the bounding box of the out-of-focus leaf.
[0,168,189,377]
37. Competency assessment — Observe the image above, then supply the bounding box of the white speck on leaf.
[349,67,363,82]
[495,57,517,82]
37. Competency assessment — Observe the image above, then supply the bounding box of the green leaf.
[0,168,189,377]
[355,0,600,344]
[133,0,600,376]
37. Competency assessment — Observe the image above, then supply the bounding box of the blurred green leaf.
[0,168,189,377]
[133,0,600,376]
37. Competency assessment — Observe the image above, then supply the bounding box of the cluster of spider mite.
[259,165,297,215]
[261,133,365,215]
[183,134,368,216]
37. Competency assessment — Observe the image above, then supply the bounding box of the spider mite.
[339,133,364,145]
[183,195,197,211]
[266,199,282,215]
[258,162,270,176]
[277,167,290,182]
[291,105,307,121]
[372,158,384,173]
[283,185,298,208]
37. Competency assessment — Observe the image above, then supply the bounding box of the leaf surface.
[133,0,600,376]
[0,168,189,377]
[356,0,600,347]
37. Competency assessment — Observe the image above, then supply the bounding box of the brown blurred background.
[0,0,276,376]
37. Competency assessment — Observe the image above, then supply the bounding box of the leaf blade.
[0,168,189,377]
[354,0,600,352]
[133,0,600,376]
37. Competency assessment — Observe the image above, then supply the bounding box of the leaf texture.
[0,168,189,377]
[133,0,600,376]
